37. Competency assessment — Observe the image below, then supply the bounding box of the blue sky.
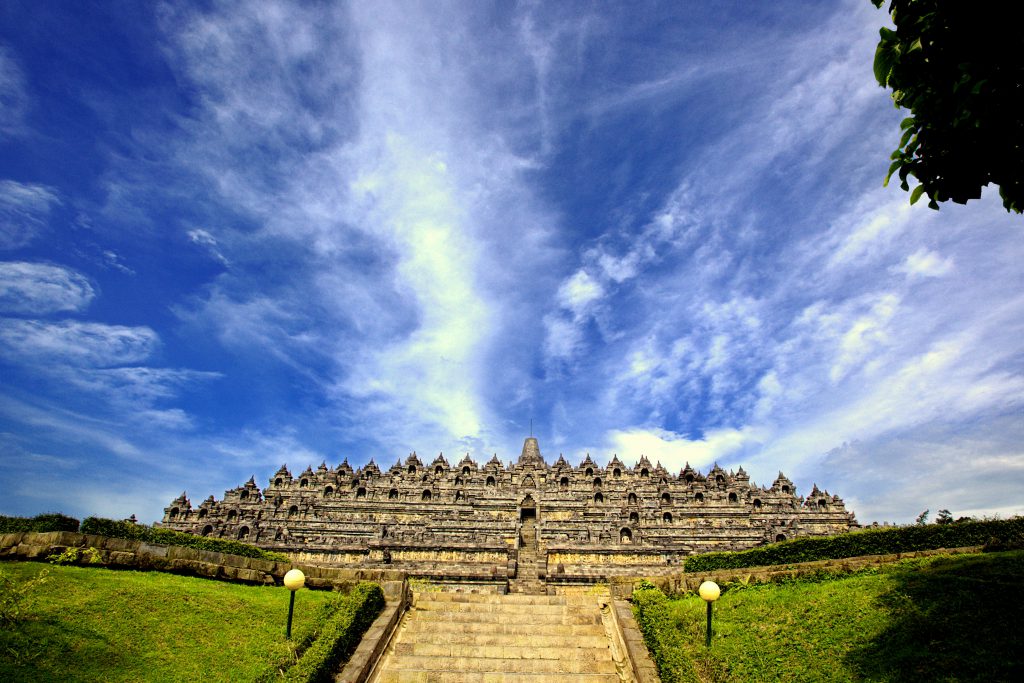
[1,1,1021,525]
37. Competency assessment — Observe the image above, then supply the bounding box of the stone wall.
[0,531,404,591]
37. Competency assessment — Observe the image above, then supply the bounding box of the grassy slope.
[655,551,1024,683]
[0,562,338,683]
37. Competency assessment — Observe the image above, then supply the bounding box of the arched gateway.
[519,493,537,522]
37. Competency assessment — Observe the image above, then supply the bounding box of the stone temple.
[161,437,857,591]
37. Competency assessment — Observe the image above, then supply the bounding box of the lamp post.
[698,580,720,648]
[283,568,305,639]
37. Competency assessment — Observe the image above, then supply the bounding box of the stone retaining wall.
[0,531,404,591]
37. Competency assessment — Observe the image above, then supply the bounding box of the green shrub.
[683,517,1024,573]
[278,582,385,683]
[0,565,50,627]
[0,513,80,533]
[47,546,102,566]
[631,587,692,683]
[79,517,289,562]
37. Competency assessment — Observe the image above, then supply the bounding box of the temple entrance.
[519,494,537,522]
[512,494,542,594]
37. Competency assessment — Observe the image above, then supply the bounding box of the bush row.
[0,513,80,534]
[683,517,1024,573]
[631,585,692,683]
[281,582,385,683]
[79,517,289,562]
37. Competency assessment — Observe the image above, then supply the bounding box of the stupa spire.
[518,436,544,466]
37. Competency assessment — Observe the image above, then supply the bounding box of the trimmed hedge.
[0,513,80,533]
[80,517,289,562]
[683,517,1024,573]
[281,582,385,683]
[632,586,692,683]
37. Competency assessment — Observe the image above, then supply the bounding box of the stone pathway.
[368,591,631,682]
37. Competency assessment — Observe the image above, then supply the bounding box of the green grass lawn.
[644,551,1024,683]
[0,562,340,683]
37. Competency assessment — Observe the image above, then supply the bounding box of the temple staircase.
[509,516,546,595]
[367,591,624,682]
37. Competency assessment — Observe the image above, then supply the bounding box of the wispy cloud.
[344,134,492,440]
[0,180,60,250]
[0,261,95,315]
[0,47,29,136]
[0,319,159,367]
[149,0,567,455]
[186,228,229,266]
[894,248,954,279]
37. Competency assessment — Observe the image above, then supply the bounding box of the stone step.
[376,673,618,683]
[397,631,610,648]
[410,610,601,626]
[382,655,618,675]
[395,642,613,661]
[411,592,563,605]
[506,585,547,596]
[412,600,566,615]
[402,620,606,638]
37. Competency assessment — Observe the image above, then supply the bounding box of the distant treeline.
[0,514,287,562]
[0,513,80,534]
[684,517,1024,572]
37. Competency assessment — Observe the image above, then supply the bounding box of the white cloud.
[541,269,606,366]
[0,319,159,367]
[753,370,783,420]
[542,314,586,362]
[68,366,220,404]
[210,428,326,472]
[155,0,573,454]
[101,250,135,275]
[557,269,604,315]
[0,179,60,250]
[819,422,1024,523]
[343,134,491,440]
[187,228,229,266]
[0,394,145,461]
[830,293,900,383]
[895,247,954,279]
[605,426,763,472]
[749,322,1024,482]
[0,261,95,315]
[826,198,915,270]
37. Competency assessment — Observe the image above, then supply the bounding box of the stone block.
[138,542,168,558]
[107,551,136,566]
[0,532,26,548]
[102,536,137,552]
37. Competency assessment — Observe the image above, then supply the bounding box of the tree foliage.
[871,0,1024,213]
